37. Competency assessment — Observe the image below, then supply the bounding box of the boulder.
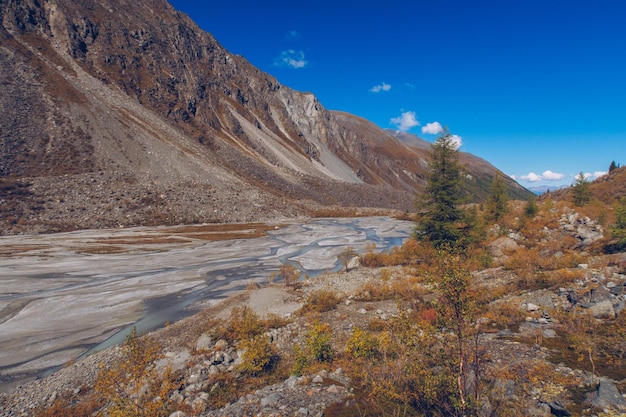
[585,378,626,411]
[195,333,213,352]
[489,237,519,258]
[588,300,616,320]
[347,256,360,271]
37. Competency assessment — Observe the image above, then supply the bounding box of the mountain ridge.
[0,0,532,235]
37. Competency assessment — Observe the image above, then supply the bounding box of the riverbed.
[0,217,411,390]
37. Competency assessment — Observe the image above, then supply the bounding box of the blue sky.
[169,0,625,190]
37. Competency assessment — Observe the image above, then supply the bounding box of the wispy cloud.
[274,50,308,69]
[286,30,301,40]
[584,171,608,180]
[422,121,443,135]
[370,82,391,93]
[519,170,565,182]
[390,111,420,131]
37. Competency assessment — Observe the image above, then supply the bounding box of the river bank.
[0,217,411,391]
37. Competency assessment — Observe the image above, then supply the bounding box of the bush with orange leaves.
[94,327,180,417]
[359,238,432,268]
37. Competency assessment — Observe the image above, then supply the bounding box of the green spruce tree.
[571,172,591,207]
[523,195,539,218]
[415,131,464,248]
[485,173,509,221]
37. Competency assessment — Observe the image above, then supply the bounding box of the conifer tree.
[485,173,509,221]
[415,131,463,248]
[609,160,618,173]
[523,195,539,218]
[571,172,591,207]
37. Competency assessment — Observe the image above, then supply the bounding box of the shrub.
[292,322,334,375]
[226,306,265,342]
[271,263,301,287]
[300,290,340,314]
[94,328,178,417]
[345,327,379,359]
[307,322,334,362]
[237,335,277,376]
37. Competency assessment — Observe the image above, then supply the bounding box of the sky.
[168,0,625,191]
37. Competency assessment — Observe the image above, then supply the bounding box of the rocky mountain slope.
[0,0,531,235]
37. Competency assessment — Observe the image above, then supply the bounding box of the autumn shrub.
[482,300,525,331]
[219,306,265,342]
[237,334,278,376]
[272,263,301,287]
[345,327,379,359]
[300,290,340,314]
[210,306,290,346]
[360,238,432,268]
[94,327,179,417]
[345,313,467,417]
[292,322,334,375]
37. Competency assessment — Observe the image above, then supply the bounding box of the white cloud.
[450,134,463,149]
[390,111,420,131]
[422,121,443,135]
[593,171,608,179]
[274,50,308,69]
[542,170,564,181]
[519,170,565,182]
[370,82,391,93]
[520,172,543,182]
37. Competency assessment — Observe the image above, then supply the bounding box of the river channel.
[0,217,411,390]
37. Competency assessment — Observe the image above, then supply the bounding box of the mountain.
[0,0,532,235]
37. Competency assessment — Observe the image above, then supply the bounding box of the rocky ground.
[3,254,626,416]
[3,202,626,416]
[0,268,380,416]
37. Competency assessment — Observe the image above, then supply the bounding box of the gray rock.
[590,285,611,303]
[195,333,213,352]
[589,300,616,319]
[527,402,551,417]
[261,392,281,407]
[545,400,571,416]
[527,302,540,312]
[585,378,626,411]
[489,237,519,258]
[542,328,557,338]
[492,379,516,399]
[347,256,360,271]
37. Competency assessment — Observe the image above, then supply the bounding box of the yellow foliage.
[237,334,277,375]
[345,327,379,359]
[94,327,178,417]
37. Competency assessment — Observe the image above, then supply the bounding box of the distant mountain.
[0,0,533,235]
[527,184,570,195]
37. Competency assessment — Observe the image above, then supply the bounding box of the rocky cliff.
[0,0,531,234]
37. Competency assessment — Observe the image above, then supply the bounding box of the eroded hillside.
[0,0,531,235]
